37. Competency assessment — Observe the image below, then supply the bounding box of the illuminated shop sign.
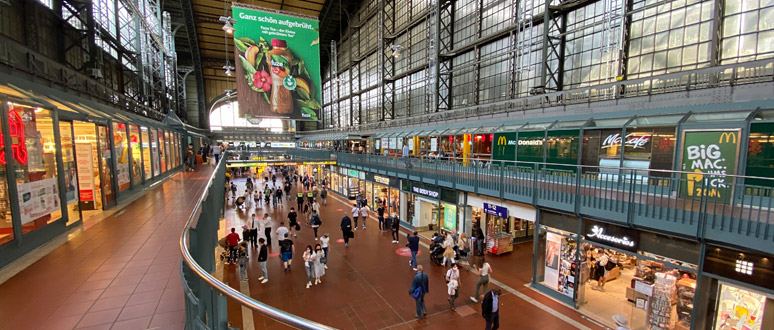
[518,139,543,146]
[374,175,390,185]
[601,133,651,149]
[583,220,639,252]
[1,110,28,165]
[412,186,439,199]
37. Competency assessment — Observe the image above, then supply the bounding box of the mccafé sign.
[602,133,651,149]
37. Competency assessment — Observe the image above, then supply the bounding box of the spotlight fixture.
[390,44,403,58]
[219,16,237,34]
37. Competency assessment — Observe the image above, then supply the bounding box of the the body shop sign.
[680,130,740,203]
[232,4,321,121]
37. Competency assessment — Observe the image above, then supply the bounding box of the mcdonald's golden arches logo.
[497,136,507,146]
[719,132,737,144]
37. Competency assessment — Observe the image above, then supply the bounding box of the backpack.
[312,214,322,226]
[604,260,616,271]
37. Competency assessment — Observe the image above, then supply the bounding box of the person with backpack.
[592,249,612,291]
[408,265,429,319]
[279,233,295,271]
[310,210,322,239]
[256,238,269,284]
[340,213,353,247]
[320,187,328,205]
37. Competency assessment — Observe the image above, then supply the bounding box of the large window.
[129,125,142,185]
[627,0,714,78]
[60,122,80,226]
[0,113,11,246]
[113,122,130,191]
[209,100,288,131]
[9,104,62,232]
[140,127,151,180]
[721,0,774,63]
[150,128,160,176]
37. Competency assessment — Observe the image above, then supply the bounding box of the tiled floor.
[0,165,213,330]
[219,176,607,330]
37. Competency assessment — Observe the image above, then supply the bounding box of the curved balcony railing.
[179,155,336,330]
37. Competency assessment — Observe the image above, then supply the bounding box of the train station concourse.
[1,0,774,329]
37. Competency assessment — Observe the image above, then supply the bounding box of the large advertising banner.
[544,232,561,290]
[75,143,95,209]
[233,5,321,122]
[17,178,60,225]
[680,129,740,203]
[493,132,517,161]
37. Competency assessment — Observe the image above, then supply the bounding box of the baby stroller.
[218,238,234,263]
[428,234,446,266]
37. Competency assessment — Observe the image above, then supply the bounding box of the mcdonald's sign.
[680,129,741,203]
[492,132,517,161]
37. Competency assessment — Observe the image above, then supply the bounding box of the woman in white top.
[470,259,492,302]
[313,244,325,283]
[593,249,610,291]
[359,205,369,229]
[320,234,330,269]
[302,245,316,288]
[446,264,461,310]
[351,204,360,230]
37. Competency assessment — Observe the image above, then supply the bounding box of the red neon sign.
[130,135,138,143]
[117,123,126,130]
[0,110,28,165]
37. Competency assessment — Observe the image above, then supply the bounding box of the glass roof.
[685,110,752,123]
[628,114,686,126]
[521,122,553,130]
[551,120,588,129]
[751,109,774,121]
[587,117,633,127]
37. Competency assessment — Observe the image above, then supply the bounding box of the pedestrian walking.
[313,243,325,283]
[351,204,360,230]
[320,187,327,205]
[377,205,386,232]
[340,214,353,247]
[310,210,322,239]
[225,228,240,264]
[320,234,330,269]
[257,238,269,283]
[312,199,320,215]
[442,234,456,267]
[276,222,289,241]
[359,204,369,230]
[297,192,304,210]
[470,258,492,303]
[303,245,316,288]
[407,231,420,270]
[279,233,294,271]
[408,265,429,319]
[261,214,273,247]
[390,214,400,243]
[238,242,248,281]
[446,264,460,310]
[288,208,299,238]
[481,289,501,330]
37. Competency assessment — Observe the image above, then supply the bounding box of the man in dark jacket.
[340,214,353,247]
[257,238,269,284]
[377,205,386,232]
[390,214,400,243]
[408,265,429,319]
[481,289,501,330]
[407,231,420,270]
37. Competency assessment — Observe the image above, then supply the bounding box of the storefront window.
[0,115,12,245]
[745,123,774,187]
[113,122,130,192]
[582,128,623,174]
[545,130,579,166]
[129,125,142,185]
[441,202,457,231]
[708,282,772,330]
[59,122,80,226]
[158,130,166,172]
[73,121,101,210]
[517,131,545,164]
[97,125,115,206]
[9,104,62,231]
[623,126,676,179]
[164,131,171,171]
[150,128,160,176]
[536,226,577,298]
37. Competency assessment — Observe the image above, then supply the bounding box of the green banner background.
[680,130,740,202]
[492,132,516,161]
[232,6,321,121]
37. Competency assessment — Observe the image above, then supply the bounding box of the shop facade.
[363,173,401,218]
[466,194,536,254]
[401,181,459,237]
[529,208,774,330]
[0,83,186,269]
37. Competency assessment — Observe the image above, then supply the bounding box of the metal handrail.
[179,156,337,330]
